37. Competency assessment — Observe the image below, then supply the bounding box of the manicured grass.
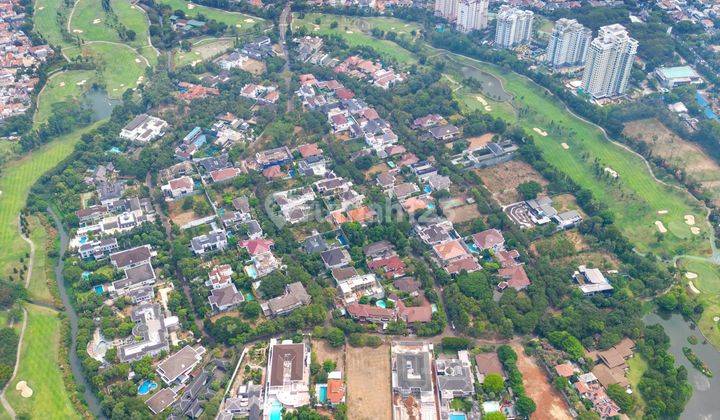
[627,354,647,418]
[157,0,265,30]
[26,215,55,305]
[69,0,152,49]
[6,304,79,419]
[441,51,710,257]
[174,37,234,67]
[678,258,720,349]
[0,122,101,277]
[292,13,419,64]
[33,70,96,127]
[64,43,148,99]
[33,0,74,49]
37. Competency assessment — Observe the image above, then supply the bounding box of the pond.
[644,312,720,417]
[83,87,120,121]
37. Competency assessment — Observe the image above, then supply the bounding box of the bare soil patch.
[511,343,572,420]
[312,339,345,372]
[476,160,548,205]
[346,344,391,420]
[624,118,720,205]
[446,204,481,224]
[241,58,265,75]
[365,163,390,180]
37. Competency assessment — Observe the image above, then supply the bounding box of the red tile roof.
[433,240,468,262]
[210,167,241,183]
[472,229,505,250]
[498,265,531,290]
[327,378,345,404]
[239,238,274,256]
[298,143,322,158]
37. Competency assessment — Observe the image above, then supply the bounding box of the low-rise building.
[261,282,311,317]
[157,345,206,385]
[118,303,172,362]
[573,265,613,295]
[264,339,311,412]
[120,114,169,143]
[191,228,228,255]
[391,341,438,420]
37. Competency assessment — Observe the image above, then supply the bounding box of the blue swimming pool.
[82,271,90,280]
[427,203,436,210]
[137,379,157,396]
[449,414,466,420]
[94,285,104,295]
[245,265,258,279]
[246,293,254,301]
[269,400,282,420]
[424,185,432,194]
[317,384,328,403]
[108,147,121,154]
[337,234,348,246]
[79,236,89,244]
[376,300,387,308]
[467,242,479,253]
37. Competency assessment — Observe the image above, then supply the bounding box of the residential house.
[321,247,352,269]
[78,238,119,259]
[120,114,169,143]
[110,245,153,269]
[161,176,195,200]
[191,228,228,255]
[261,282,311,317]
[264,340,311,412]
[573,265,613,295]
[118,303,171,362]
[157,345,206,385]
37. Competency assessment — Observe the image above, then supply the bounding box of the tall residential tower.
[456,0,489,33]
[546,18,591,68]
[494,6,534,49]
[581,24,638,98]
[434,0,458,21]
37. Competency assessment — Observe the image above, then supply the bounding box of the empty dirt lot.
[347,344,391,420]
[476,160,548,205]
[624,118,720,205]
[511,343,572,420]
[312,339,345,372]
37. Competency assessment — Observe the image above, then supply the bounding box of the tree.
[516,395,536,417]
[484,413,506,420]
[242,301,261,319]
[325,327,345,348]
[607,383,636,412]
[483,373,505,394]
[517,181,542,200]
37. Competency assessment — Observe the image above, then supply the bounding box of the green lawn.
[0,122,101,277]
[157,0,265,30]
[6,304,80,419]
[627,354,648,418]
[292,13,419,64]
[69,0,154,52]
[440,51,710,257]
[678,258,720,349]
[26,215,55,305]
[64,43,148,99]
[33,0,74,49]
[33,70,96,127]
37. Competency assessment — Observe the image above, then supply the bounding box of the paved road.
[279,2,293,113]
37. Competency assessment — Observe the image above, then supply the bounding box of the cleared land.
[312,339,345,372]
[292,13,420,65]
[174,37,234,68]
[6,304,80,419]
[475,160,548,205]
[677,258,720,349]
[442,51,710,257]
[157,0,265,30]
[0,122,100,277]
[511,343,572,420]
[624,118,720,206]
[346,344,391,420]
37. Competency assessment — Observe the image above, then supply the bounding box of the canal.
[48,208,106,419]
[645,312,720,418]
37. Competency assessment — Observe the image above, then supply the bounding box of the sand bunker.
[691,226,700,235]
[92,18,102,24]
[475,96,488,106]
[72,29,83,33]
[685,272,698,279]
[187,3,196,8]
[245,18,255,23]
[658,209,668,214]
[15,381,33,398]
[655,220,667,233]
[58,82,65,87]
[561,143,569,150]
[714,316,720,322]
[76,79,86,86]
[685,214,696,225]
[37,6,44,9]
[346,30,354,34]
[533,127,548,137]
[604,167,618,178]
[135,58,141,63]
[687,281,700,295]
